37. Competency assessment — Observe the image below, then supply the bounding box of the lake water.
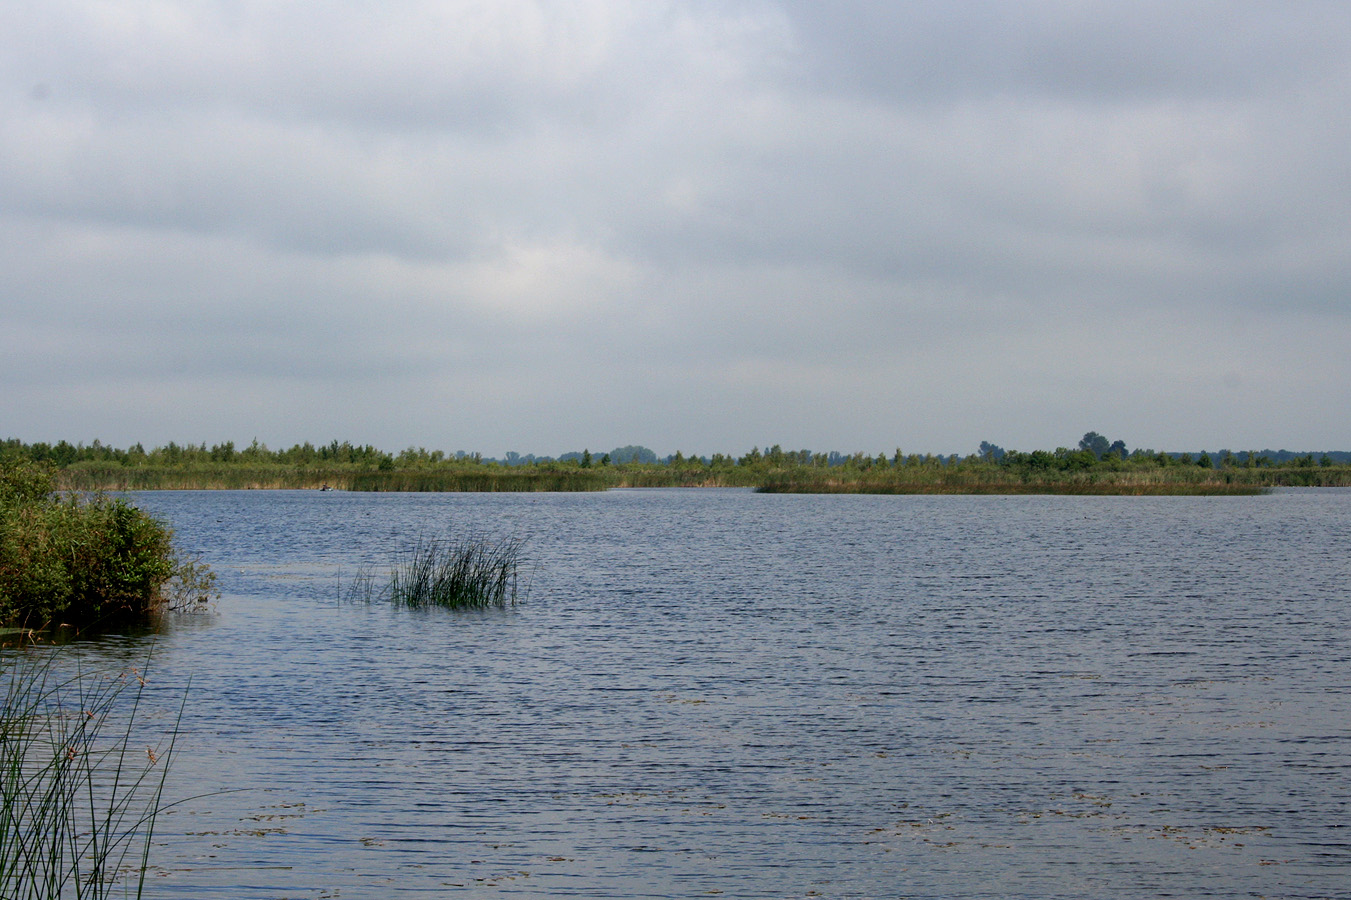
[43,489,1351,897]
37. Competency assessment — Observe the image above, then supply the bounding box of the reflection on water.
[31,488,1351,898]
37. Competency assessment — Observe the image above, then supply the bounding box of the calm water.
[43,489,1351,897]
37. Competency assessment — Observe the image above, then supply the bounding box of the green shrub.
[0,458,215,629]
[0,457,56,505]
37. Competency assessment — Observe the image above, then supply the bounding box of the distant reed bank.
[9,437,1351,495]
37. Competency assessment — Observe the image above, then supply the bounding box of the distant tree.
[1197,452,1213,468]
[610,445,658,464]
[1079,432,1111,459]
[1107,439,1128,459]
[1057,447,1097,470]
[1026,450,1056,471]
[241,438,268,462]
[52,441,78,467]
[978,441,1006,462]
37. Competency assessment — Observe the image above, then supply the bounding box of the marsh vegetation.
[348,532,525,610]
[6,435,1351,495]
[0,648,182,899]
[0,457,216,631]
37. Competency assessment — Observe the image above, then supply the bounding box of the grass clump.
[0,457,216,630]
[377,534,524,610]
[0,648,183,899]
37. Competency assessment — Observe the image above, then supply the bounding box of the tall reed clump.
[386,534,525,610]
[0,457,216,630]
[0,648,182,899]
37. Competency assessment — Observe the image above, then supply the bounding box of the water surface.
[59,489,1351,897]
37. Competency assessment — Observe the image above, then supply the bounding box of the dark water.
[49,489,1351,897]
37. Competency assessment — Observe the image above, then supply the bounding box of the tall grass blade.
[388,534,524,610]
[0,647,182,899]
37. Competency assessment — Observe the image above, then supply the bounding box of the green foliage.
[0,458,215,629]
[0,649,182,899]
[0,458,56,506]
[6,435,1351,495]
[1079,431,1110,459]
[608,445,657,464]
[160,550,218,613]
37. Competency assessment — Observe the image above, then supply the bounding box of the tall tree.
[1079,432,1110,459]
[978,441,1006,461]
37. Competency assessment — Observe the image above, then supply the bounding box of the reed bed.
[59,465,622,492]
[347,533,527,610]
[755,469,1269,495]
[49,457,1351,495]
[389,535,524,609]
[56,464,347,492]
[347,470,613,492]
[608,468,757,488]
[0,649,181,899]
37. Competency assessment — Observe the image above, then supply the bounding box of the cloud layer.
[4,1,1349,455]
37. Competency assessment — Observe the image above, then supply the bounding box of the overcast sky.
[3,1,1349,457]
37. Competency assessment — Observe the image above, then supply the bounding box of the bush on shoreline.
[0,458,214,629]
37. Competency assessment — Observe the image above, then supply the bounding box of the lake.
[44,488,1351,897]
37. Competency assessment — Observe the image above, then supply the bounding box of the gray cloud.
[785,1,1351,105]
[2,1,1348,455]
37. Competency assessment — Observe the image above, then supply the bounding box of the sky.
[3,1,1349,458]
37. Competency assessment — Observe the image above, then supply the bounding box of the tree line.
[9,433,1347,470]
[4,434,1349,494]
